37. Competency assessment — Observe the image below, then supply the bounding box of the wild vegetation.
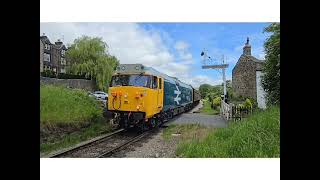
[262,23,280,105]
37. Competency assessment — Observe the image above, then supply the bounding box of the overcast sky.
[40,22,271,88]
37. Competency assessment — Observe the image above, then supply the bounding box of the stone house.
[232,38,266,109]
[40,39,44,73]
[52,40,67,73]
[40,34,68,74]
[40,34,53,72]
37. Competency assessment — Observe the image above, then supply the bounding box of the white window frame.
[44,53,50,62]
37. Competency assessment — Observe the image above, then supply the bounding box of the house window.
[44,53,50,62]
[60,68,66,73]
[61,58,65,65]
[61,50,65,56]
[45,44,51,50]
[46,65,51,70]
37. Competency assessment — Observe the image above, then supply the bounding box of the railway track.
[98,130,151,158]
[48,116,178,158]
[48,128,126,158]
[49,128,156,158]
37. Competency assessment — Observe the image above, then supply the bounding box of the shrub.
[212,97,221,109]
[41,70,56,78]
[243,98,253,109]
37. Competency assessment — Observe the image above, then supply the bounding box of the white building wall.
[256,71,266,109]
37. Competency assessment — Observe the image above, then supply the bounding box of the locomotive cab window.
[152,76,158,89]
[110,74,151,88]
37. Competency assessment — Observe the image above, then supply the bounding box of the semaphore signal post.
[201,51,229,102]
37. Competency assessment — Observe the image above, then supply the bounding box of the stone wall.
[40,76,96,92]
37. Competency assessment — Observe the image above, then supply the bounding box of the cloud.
[174,41,189,51]
[40,23,226,89]
[174,40,194,64]
[40,23,174,67]
[181,75,223,88]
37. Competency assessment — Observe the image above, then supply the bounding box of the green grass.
[40,84,103,126]
[40,119,111,153]
[176,106,280,157]
[199,99,219,115]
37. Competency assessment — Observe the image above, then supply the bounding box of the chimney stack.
[243,37,251,56]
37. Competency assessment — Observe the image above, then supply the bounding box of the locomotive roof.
[115,64,193,89]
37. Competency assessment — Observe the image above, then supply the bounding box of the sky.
[40,23,271,88]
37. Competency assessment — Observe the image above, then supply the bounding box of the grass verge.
[199,99,219,115]
[40,84,103,126]
[175,106,280,157]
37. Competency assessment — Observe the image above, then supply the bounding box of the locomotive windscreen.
[110,74,152,88]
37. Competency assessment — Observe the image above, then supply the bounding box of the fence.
[220,101,252,121]
[221,100,231,120]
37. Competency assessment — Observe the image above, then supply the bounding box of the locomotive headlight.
[137,105,140,110]
[135,65,140,70]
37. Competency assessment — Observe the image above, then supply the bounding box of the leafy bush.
[243,98,253,109]
[212,97,221,109]
[41,70,56,78]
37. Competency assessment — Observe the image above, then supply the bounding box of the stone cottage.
[232,38,266,109]
[40,34,68,74]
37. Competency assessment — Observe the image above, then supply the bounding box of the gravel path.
[167,113,227,128]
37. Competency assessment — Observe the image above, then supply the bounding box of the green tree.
[66,36,119,91]
[262,23,280,105]
[199,83,223,100]
[199,84,212,99]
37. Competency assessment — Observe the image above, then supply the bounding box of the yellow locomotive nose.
[108,87,146,112]
[135,92,144,98]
